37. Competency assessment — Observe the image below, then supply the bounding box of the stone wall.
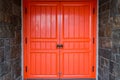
[0,0,120,80]
[99,0,120,80]
[0,0,21,80]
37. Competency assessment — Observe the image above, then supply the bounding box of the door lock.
[56,44,63,48]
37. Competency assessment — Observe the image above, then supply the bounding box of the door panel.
[27,2,60,78]
[60,2,93,78]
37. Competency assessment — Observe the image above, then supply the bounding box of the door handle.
[56,44,63,48]
[60,44,63,48]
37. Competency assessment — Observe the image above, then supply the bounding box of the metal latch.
[56,44,63,48]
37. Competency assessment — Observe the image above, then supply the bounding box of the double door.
[24,1,96,79]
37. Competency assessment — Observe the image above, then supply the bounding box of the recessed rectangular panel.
[30,41,57,50]
[63,5,90,39]
[30,53,57,75]
[63,42,90,50]
[63,53,90,75]
[30,6,57,39]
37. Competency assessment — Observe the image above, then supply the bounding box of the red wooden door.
[60,2,95,78]
[25,2,60,78]
[24,1,96,79]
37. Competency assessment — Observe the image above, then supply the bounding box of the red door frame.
[23,0,97,79]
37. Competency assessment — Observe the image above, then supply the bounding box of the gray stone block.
[0,48,4,63]
[109,74,115,80]
[0,62,11,77]
[11,59,21,79]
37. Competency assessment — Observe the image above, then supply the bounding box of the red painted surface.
[23,0,97,79]
[60,2,94,78]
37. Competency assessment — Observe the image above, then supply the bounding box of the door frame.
[22,0,97,80]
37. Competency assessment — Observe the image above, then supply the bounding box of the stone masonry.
[99,0,120,80]
[0,0,21,80]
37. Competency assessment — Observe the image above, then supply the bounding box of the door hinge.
[92,66,94,72]
[25,66,28,72]
[25,37,27,44]
[93,37,95,44]
[25,8,27,14]
[93,8,95,14]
